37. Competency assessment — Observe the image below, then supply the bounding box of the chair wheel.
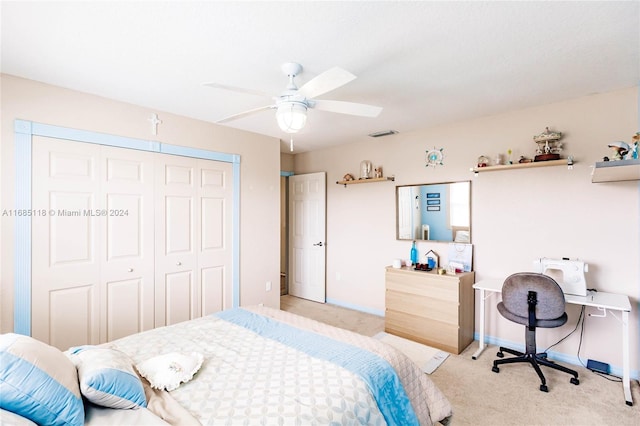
[540,384,548,392]
[570,378,579,385]
[496,351,504,358]
[492,366,500,373]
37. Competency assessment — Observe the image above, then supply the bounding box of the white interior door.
[32,137,102,349]
[31,138,155,349]
[197,158,233,316]
[101,146,155,342]
[31,137,233,347]
[288,172,326,303]
[155,155,198,326]
[155,155,233,326]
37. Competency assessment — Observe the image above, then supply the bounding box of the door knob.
[313,242,324,247]
[127,268,134,272]
[176,261,182,266]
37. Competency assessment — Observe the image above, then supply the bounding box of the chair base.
[492,346,580,392]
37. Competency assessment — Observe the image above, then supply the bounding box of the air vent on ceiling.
[368,130,398,138]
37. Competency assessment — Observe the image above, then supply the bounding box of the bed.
[1,305,452,425]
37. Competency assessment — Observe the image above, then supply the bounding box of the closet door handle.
[313,242,324,247]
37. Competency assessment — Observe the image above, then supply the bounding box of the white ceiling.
[2,1,638,153]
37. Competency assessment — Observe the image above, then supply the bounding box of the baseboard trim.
[474,332,639,380]
[325,298,385,317]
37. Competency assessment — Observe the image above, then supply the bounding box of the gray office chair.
[491,272,580,392]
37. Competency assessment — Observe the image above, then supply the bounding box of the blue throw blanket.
[216,308,419,426]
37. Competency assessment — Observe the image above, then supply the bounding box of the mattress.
[102,305,452,425]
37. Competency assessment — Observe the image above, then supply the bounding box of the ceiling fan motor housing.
[281,62,303,78]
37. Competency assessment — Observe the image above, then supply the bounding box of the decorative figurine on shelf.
[533,127,563,161]
[519,156,532,163]
[477,155,489,167]
[629,133,639,160]
[360,160,372,179]
[607,141,629,161]
[374,167,383,178]
[507,149,513,165]
[343,173,355,181]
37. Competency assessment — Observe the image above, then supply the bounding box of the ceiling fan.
[204,62,382,136]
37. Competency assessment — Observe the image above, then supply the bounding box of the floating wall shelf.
[591,159,640,183]
[471,158,573,174]
[336,176,395,187]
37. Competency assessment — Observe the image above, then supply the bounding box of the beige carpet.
[373,331,449,374]
[280,295,640,425]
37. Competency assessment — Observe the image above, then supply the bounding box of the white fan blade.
[203,82,272,99]
[216,104,274,123]
[312,99,382,117]
[298,67,357,99]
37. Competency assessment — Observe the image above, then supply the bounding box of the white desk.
[473,279,633,406]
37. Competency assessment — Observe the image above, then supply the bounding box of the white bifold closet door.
[154,155,233,327]
[31,137,232,350]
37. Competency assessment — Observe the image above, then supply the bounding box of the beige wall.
[0,74,282,333]
[280,153,294,172]
[294,87,639,375]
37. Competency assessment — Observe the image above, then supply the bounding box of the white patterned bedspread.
[106,306,452,426]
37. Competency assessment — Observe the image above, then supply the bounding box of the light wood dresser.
[384,266,475,354]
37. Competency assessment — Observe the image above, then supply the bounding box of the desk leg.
[472,288,486,360]
[622,310,633,406]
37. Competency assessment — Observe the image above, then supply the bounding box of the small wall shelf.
[471,158,573,174]
[336,176,395,187]
[591,159,640,183]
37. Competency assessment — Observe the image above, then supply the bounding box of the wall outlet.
[266,281,272,291]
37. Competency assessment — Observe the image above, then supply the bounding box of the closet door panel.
[106,278,143,341]
[31,137,234,343]
[201,266,224,315]
[32,137,102,349]
[164,271,194,325]
[165,196,194,254]
[48,285,95,350]
[106,194,142,259]
[155,155,198,326]
[198,160,233,311]
[101,147,155,341]
[50,192,95,264]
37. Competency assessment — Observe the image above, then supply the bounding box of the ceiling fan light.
[276,103,307,133]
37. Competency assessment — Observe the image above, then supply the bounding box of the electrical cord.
[544,303,622,383]
[543,305,584,353]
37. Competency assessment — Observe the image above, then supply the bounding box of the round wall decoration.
[425,147,444,168]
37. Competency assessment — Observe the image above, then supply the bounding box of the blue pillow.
[0,333,84,426]
[66,346,147,409]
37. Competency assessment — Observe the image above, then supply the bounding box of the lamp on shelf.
[276,102,307,133]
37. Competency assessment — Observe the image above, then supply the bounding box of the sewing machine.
[533,257,588,296]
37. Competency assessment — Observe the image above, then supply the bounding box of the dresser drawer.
[385,290,459,325]
[385,309,460,353]
[386,270,460,303]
